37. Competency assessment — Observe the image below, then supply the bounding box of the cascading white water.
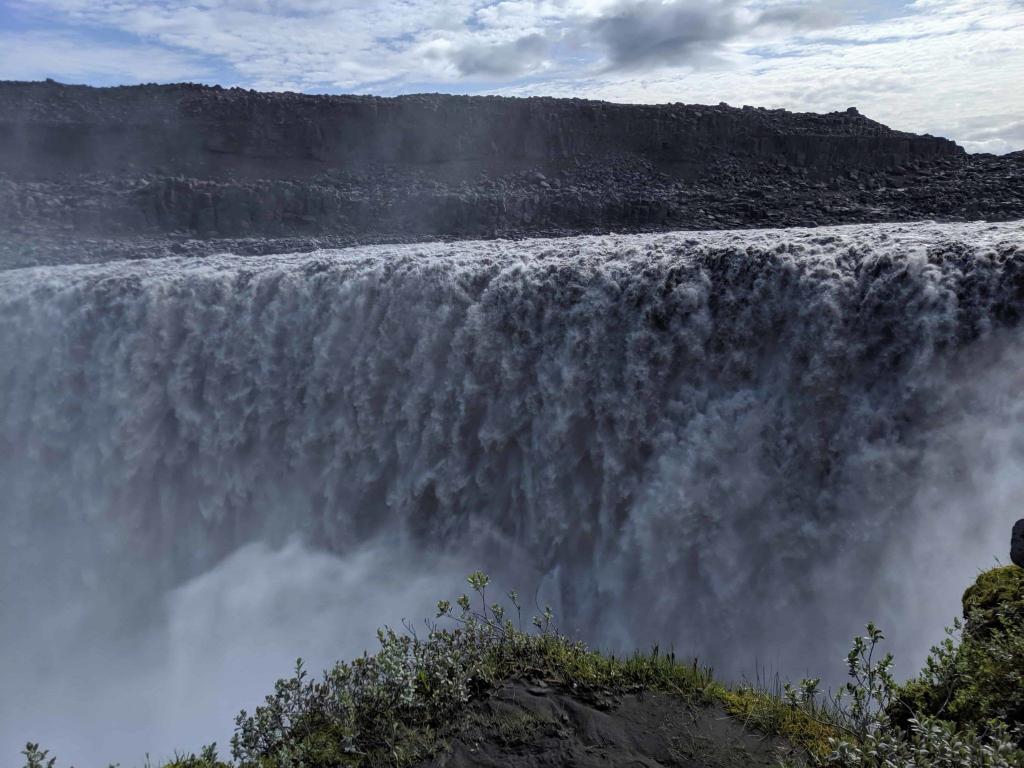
[2,220,1023,765]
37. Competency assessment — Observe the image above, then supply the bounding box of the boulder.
[1012,518,1024,568]
[962,565,1024,635]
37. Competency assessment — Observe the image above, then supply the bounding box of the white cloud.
[956,118,1024,155]
[502,0,1024,153]
[451,33,551,76]
[4,0,1024,152]
[0,29,211,83]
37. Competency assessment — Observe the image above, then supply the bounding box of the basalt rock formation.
[1,80,1022,254]
[1012,519,1024,568]
[0,81,960,179]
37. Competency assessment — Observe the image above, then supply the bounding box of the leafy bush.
[229,571,719,767]
[826,717,1023,768]
[163,744,232,768]
[894,566,1024,731]
[231,572,521,766]
[818,621,1024,768]
[771,605,1024,768]
[21,744,56,768]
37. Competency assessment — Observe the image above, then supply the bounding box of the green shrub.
[21,744,56,768]
[163,744,231,768]
[826,717,1022,768]
[229,571,724,767]
[777,619,1024,768]
[19,742,125,768]
[894,566,1024,730]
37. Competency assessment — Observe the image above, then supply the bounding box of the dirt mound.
[421,681,807,768]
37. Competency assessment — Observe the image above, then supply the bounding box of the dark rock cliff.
[0,80,1020,245]
[0,80,960,179]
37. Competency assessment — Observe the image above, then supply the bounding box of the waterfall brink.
[2,220,1024,761]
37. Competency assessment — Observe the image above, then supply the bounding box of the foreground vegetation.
[24,568,1024,768]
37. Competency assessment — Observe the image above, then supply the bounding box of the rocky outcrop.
[0,80,1021,243]
[1012,519,1024,568]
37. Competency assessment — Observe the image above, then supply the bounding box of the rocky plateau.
[1,80,1021,267]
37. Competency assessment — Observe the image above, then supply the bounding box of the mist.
[0,539,476,766]
[2,220,1022,765]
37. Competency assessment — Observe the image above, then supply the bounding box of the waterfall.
[2,220,1023,763]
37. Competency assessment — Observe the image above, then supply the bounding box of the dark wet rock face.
[0,80,1022,252]
[1012,519,1024,568]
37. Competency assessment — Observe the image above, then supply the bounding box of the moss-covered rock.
[962,565,1024,635]
[894,566,1024,731]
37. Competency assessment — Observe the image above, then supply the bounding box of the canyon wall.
[5,81,1019,244]
[0,81,960,180]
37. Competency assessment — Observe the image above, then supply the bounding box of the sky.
[0,0,1022,153]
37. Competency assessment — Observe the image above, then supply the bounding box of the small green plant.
[835,623,896,738]
[783,678,822,709]
[21,744,56,768]
[21,741,122,768]
[163,744,230,768]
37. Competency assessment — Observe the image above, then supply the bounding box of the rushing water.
[2,220,1023,764]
